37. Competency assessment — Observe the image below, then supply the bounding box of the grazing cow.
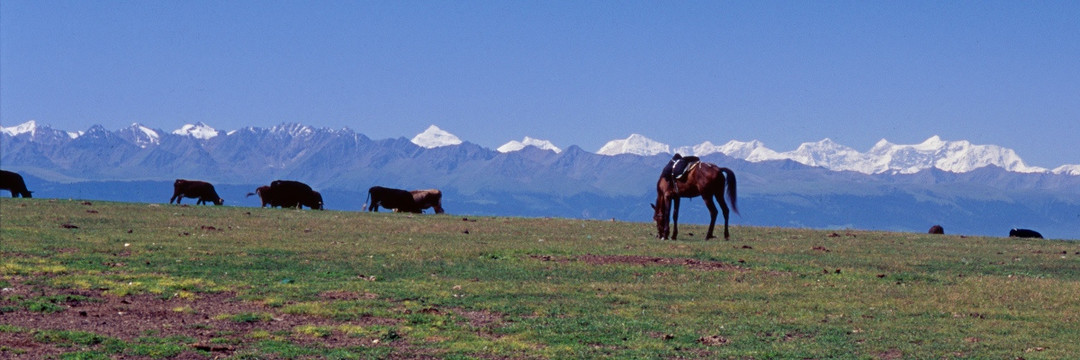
[170,179,224,205]
[271,180,323,210]
[410,189,445,214]
[928,225,944,234]
[0,170,32,198]
[366,186,444,214]
[366,186,419,213]
[247,180,323,209]
[1009,228,1043,239]
[246,185,275,207]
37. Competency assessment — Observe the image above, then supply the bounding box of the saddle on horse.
[664,153,700,182]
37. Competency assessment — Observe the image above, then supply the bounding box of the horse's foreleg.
[671,197,681,240]
[703,195,719,240]
[653,202,669,239]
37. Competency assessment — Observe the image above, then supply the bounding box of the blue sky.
[2,1,1077,167]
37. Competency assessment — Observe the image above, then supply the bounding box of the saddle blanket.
[664,154,700,181]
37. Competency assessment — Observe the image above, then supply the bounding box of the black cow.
[928,225,944,234]
[247,180,323,210]
[170,179,224,205]
[0,170,33,198]
[246,185,313,208]
[1009,228,1043,239]
[366,186,418,213]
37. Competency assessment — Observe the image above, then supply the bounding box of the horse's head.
[651,203,669,239]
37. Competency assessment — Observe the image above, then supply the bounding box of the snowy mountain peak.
[870,138,894,152]
[172,122,220,140]
[799,138,845,150]
[720,140,786,162]
[717,140,763,157]
[598,134,670,156]
[866,136,1047,174]
[672,139,783,161]
[1054,165,1080,176]
[119,123,161,148]
[1,120,38,136]
[498,136,561,153]
[674,141,721,157]
[411,125,462,148]
[785,138,864,169]
[131,123,159,137]
[270,123,316,137]
[917,135,946,149]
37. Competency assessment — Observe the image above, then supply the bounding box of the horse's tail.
[721,167,739,215]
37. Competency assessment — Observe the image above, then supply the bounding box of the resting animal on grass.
[1009,228,1043,239]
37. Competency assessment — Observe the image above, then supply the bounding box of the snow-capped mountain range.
[2,120,1076,176]
[4,120,1079,239]
[407,125,1073,175]
[598,133,1074,176]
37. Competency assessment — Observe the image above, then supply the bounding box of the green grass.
[2,197,1079,358]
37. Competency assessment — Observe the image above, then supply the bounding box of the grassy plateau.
[2,197,1079,359]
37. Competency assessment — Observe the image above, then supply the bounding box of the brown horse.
[651,161,738,240]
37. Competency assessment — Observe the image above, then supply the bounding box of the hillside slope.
[3,198,1080,358]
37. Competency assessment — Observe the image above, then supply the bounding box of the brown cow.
[410,189,445,214]
[246,186,273,207]
[928,225,944,234]
[170,179,224,205]
[366,186,444,214]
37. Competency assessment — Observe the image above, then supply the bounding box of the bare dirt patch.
[697,334,728,346]
[0,285,417,358]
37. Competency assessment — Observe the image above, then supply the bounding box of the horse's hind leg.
[718,194,731,240]
[702,194,719,240]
